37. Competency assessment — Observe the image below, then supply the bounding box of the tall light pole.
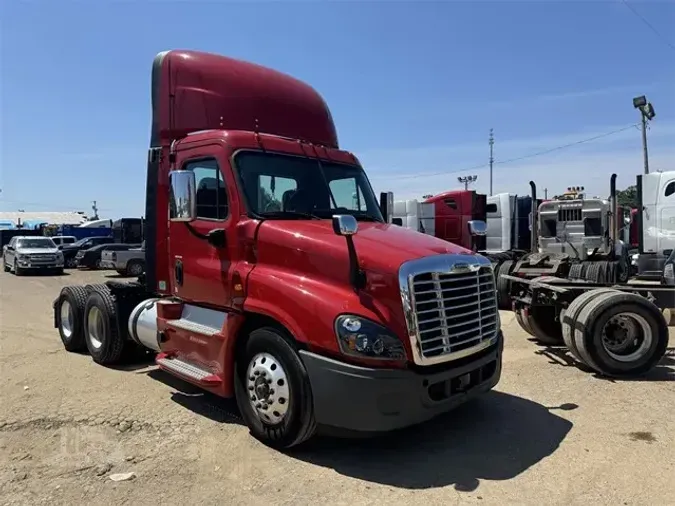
[458,175,478,191]
[488,129,495,196]
[633,95,655,174]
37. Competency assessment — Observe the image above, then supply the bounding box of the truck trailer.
[52,50,503,450]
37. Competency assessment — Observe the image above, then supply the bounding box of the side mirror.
[468,220,487,236]
[169,170,197,222]
[392,217,403,226]
[332,215,358,236]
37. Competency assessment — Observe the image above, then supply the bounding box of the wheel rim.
[87,306,105,350]
[246,352,290,425]
[95,259,102,269]
[601,313,652,362]
[60,300,74,338]
[129,263,142,276]
[67,258,76,268]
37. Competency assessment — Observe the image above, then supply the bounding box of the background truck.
[635,170,675,279]
[52,49,503,450]
[100,243,145,276]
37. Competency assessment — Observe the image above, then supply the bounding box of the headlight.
[334,315,406,361]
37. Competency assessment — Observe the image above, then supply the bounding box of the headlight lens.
[334,315,406,361]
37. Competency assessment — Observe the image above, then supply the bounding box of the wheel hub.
[60,300,73,338]
[246,352,290,425]
[601,313,652,362]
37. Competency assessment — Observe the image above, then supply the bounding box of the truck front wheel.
[234,327,317,450]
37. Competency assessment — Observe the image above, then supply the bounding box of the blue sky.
[1,0,673,218]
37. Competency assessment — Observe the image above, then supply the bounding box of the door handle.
[175,259,184,286]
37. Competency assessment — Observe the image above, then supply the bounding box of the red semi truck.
[53,50,503,449]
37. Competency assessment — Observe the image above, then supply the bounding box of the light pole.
[458,175,478,191]
[633,95,655,174]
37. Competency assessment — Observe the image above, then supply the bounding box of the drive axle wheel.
[83,289,125,365]
[234,327,316,450]
[573,292,668,377]
[55,285,89,352]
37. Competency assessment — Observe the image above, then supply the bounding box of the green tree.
[616,185,638,208]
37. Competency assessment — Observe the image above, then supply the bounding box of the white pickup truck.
[99,243,145,277]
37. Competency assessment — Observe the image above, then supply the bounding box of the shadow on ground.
[290,391,572,490]
[535,346,675,382]
[146,368,243,424]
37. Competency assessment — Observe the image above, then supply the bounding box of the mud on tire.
[55,285,89,352]
[573,292,669,377]
[234,327,317,450]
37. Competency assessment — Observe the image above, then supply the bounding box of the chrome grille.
[399,255,499,366]
[29,254,56,262]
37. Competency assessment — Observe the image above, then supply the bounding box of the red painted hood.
[248,220,480,358]
[257,220,472,275]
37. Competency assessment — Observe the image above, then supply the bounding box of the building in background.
[0,211,90,229]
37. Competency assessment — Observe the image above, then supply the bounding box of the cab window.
[184,158,229,220]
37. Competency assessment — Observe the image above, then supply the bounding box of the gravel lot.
[1,269,673,506]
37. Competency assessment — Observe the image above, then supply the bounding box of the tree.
[616,185,638,208]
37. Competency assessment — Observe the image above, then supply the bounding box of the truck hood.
[256,220,473,276]
[16,248,60,255]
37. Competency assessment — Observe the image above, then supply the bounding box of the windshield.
[235,151,384,221]
[17,238,56,249]
[72,238,92,247]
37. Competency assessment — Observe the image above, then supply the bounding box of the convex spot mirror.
[468,219,487,236]
[332,215,358,236]
[169,170,197,222]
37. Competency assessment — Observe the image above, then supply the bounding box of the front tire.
[65,257,77,269]
[234,327,317,450]
[13,260,23,276]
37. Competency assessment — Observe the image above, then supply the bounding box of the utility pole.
[91,200,99,220]
[488,128,494,196]
[458,175,478,191]
[544,188,548,200]
[632,95,656,175]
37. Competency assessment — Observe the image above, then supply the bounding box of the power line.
[380,123,639,181]
[620,0,675,52]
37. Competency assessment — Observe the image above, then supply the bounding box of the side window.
[665,181,675,197]
[329,178,365,211]
[258,175,297,212]
[486,203,498,213]
[185,158,229,220]
[443,198,458,210]
[9,238,16,248]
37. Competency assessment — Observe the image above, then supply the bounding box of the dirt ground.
[0,269,673,506]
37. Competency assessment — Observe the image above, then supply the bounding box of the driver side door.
[168,148,233,306]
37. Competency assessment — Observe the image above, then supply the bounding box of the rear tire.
[55,285,89,352]
[234,327,317,450]
[561,289,619,364]
[84,290,125,365]
[515,308,535,336]
[126,260,144,277]
[496,260,514,310]
[3,257,9,272]
[573,292,668,377]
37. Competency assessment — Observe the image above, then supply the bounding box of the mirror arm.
[345,236,366,290]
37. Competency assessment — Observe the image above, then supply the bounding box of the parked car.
[60,236,114,268]
[100,242,145,276]
[76,243,141,269]
[50,235,77,247]
[2,236,64,275]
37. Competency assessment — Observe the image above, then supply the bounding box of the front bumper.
[300,331,503,434]
[16,259,63,270]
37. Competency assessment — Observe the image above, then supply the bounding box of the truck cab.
[53,50,503,450]
[424,190,487,251]
[636,171,675,278]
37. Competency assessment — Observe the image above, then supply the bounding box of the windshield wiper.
[259,211,323,220]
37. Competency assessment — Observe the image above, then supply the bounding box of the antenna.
[489,129,495,196]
